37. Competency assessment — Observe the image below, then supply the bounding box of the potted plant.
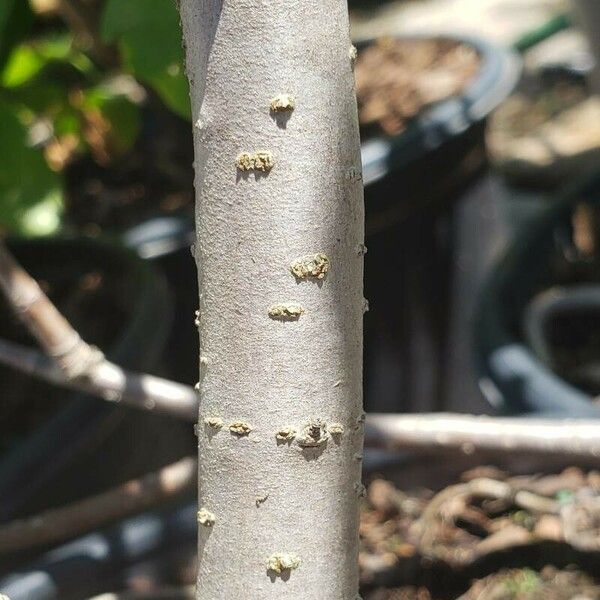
[0,236,194,521]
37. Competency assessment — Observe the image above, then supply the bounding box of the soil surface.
[487,74,600,185]
[367,567,600,600]
[360,466,600,599]
[355,38,480,137]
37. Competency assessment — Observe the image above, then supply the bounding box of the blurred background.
[2,0,600,598]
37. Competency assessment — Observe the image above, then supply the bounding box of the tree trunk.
[179,1,365,598]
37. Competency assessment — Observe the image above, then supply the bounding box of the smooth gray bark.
[179,0,365,597]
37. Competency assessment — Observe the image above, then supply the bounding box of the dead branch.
[88,588,195,600]
[0,242,198,420]
[0,337,198,420]
[57,0,117,66]
[3,240,600,449]
[366,413,600,460]
[415,476,585,566]
[0,456,196,555]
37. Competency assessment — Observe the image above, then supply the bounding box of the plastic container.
[0,502,197,599]
[361,33,521,233]
[123,217,199,387]
[0,236,192,522]
[361,34,520,413]
[475,173,600,417]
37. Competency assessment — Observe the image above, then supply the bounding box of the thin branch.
[0,457,196,556]
[4,324,600,457]
[0,338,198,420]
[0,242,98,378]
[88,588,195,600]
[2,240,600,453]
[0,242,198,421]
[365,413,600,460]
[57,0,117,67]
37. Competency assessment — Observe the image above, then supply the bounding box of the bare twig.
[366,413,600,460]
[0,457,196,555]
[0,242,98,378]
[3,241,600,449]
[416,477,561,564]
[88,587,195,600]
[0,242,198,421]
[0,338,198,420]
[57,0,117,66]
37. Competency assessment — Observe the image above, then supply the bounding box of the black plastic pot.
[361,34,521,234]
[475,172,600,417]
[487,60,596,192]
[0,501,197,600]
[0,236,193,522]
[361,35,520,413]
[122,216,199,387]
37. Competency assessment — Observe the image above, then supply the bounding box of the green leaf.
[101,0,190,119]
[555,489,574,505]
[0,101,63,236]
[2,44,45,87]
[0,0,34,70]
[82,85,141,156]
[1,35,94,88]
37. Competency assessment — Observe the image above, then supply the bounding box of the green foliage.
[555,489,574,505]
[0,100,62,236]
[0,0,33,70]
[101,0,190,119]
[2,34,94,88]
[0,0,187,235]
[503,569,541,597]
[82,83,142,157]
